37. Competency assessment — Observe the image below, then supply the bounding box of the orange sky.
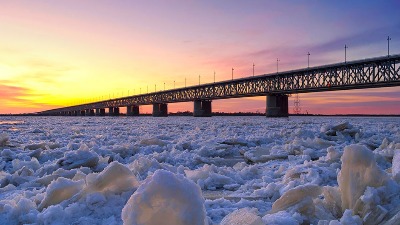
[1,1,399,115]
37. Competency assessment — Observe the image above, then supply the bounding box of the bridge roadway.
[39,54,400,117]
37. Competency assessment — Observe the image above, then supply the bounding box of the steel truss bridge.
[40,54,400,117]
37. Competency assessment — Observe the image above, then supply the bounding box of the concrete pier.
[80,110,86,116]
[127,105,139,116]
[193,100,212,117]
[266,94,288,117]
[112,107,120,116]
[152,103,168,117]
[108,107,114,116]
[96,108,106,116]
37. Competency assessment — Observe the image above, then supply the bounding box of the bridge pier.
[108,107,119,116]
[127,105,139,116]
[80,110,86,116]
[152,103,168,117]
[89,109,95,116]
[266,94,288,117]
[193,100,212,117]
[73,111,78,116]
[96,108,106,116]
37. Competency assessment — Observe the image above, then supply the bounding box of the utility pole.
[388,36,391,57]
[307,52,310,68]
[277,58,280,73]
[214,71,215,83]
[345,45,348,63]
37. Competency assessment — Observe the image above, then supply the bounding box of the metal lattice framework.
[40,54,400,114]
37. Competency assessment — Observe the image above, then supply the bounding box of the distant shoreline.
[1,112,399,117]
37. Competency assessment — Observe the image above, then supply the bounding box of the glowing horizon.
[1,1,400,115]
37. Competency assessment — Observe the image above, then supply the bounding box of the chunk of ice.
[220,208,263,225]
[338,144,388,212]
[122,169,207,225]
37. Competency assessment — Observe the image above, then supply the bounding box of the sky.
[1,0,400,115]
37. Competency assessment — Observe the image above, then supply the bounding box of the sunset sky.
[1,0,400,114]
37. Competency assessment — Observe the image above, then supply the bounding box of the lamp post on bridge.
[232,68,234,80]
[345,45,348,63]
[199,75,200,85]
[307,52,310,68]
[164,82,165,91]
[253,63,255,76]
[214,71,216,83]
[174,81,175,89]
[276,58,280,74]
[185,77,186,88]
[388,36,391,57]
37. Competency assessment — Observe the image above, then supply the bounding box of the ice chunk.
[339,209,362,225]
[220,208,263,225]
[262,211,301,225]
[270,184,322,214]
[392,150,400,182]
[243,146,288,163]
[0,132,9,146]
[57,145,99,170]
[140,138,166,146]
[38,177,84,210]
[83,161,138,195]
[184,164,234,190]
[24,143,47,150]
[338,144,389,212]
[122,169,207,225]
[326,146,341,162]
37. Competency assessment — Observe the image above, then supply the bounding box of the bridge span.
[39,54,400,117]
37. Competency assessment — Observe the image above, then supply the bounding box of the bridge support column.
[152,103,168,117]
[266,94,288,117]
[113,107,120,116]
[127,105,139,116]
[89,109,95,116]
[73,111,78,116]
[108,107,114,116]
[80,110,86,116]
[96,108,106,116]
[193,100,212,117]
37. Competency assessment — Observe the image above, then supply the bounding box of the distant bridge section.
[39,54,400,117]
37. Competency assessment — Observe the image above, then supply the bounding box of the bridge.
[39,54,400,117]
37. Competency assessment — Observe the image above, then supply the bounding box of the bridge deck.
[40,54,400,114]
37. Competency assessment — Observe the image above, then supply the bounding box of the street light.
[232,68,234,80]
[199,75,200,85]
[253,63,255,76]
[214,71,216,83]
[174,81,175,89]
[388,36,391,57]
[307,52,310,68]
[345,45,348,63]
[276,58,280,73]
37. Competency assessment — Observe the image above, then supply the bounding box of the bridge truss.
[41,54,400,114]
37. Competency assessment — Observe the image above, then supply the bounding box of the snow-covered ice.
[0,116,399,224]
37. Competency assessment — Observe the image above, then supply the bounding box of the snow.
[121,169,207,225]
[0,116,400,224]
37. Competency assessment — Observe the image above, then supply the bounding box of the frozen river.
[0,116,399,224]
